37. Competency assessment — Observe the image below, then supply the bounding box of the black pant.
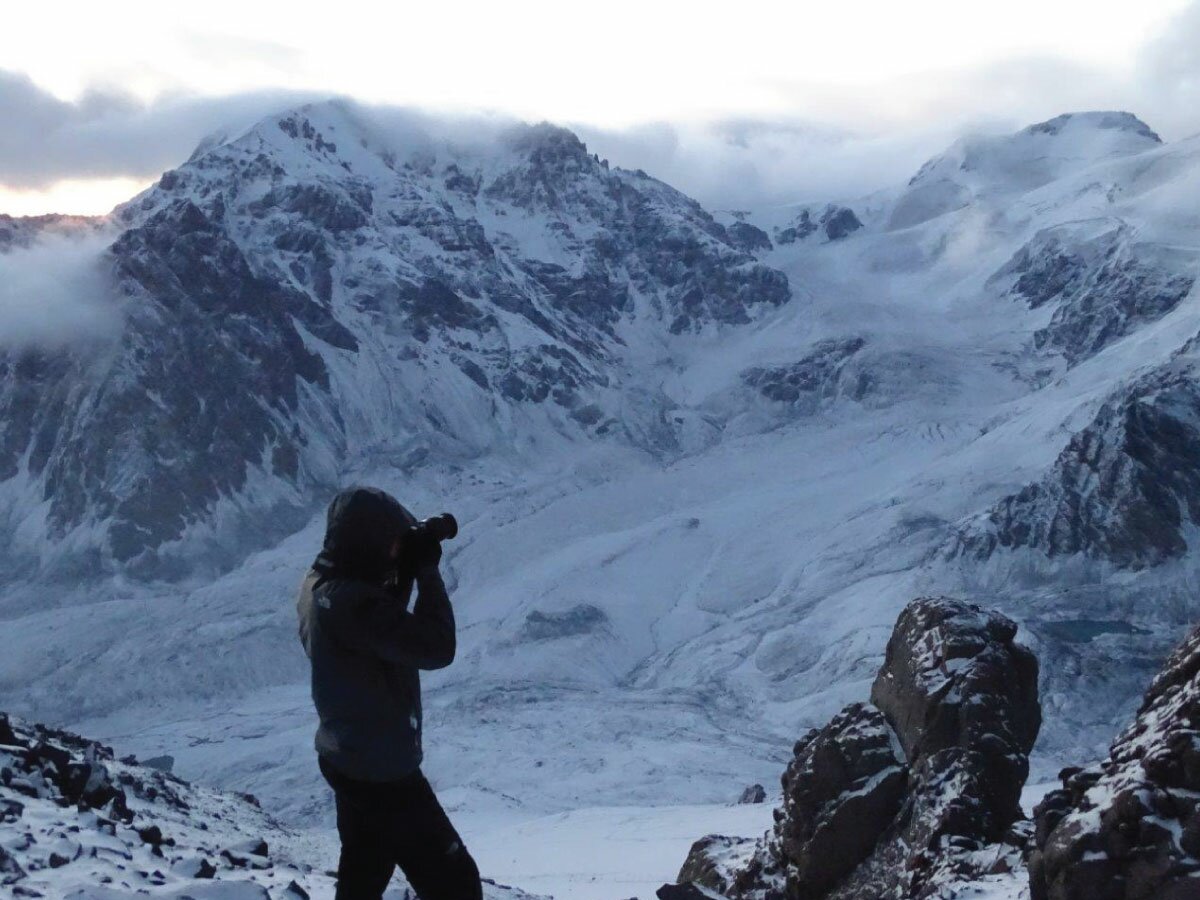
[320,756,482,900]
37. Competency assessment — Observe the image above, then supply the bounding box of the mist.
[0,232,121,348]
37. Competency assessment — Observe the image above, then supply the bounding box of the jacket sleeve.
[323,567,457,670]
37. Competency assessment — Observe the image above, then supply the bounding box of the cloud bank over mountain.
[5,2,1200,212]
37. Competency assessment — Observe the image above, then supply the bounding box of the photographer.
[297,486,481,900]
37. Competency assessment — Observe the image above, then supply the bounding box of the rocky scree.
[0,711,544,899]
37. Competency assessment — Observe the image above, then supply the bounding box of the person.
[297,486,482,900]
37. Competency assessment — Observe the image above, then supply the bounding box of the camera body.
[408,513,459,544]
[388,513,459,586]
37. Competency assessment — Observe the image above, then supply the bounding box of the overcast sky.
[4,0,1200,214]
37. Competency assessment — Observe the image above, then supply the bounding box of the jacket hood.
[315,486,416,581]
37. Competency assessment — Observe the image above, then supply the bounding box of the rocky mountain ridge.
[0,102,791,581]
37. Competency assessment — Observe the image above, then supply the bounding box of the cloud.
[6,3,1200,214]
[575,119,961,209]
[0,71,317,190]
[0,231,121,348]
[1134,2,1200,138]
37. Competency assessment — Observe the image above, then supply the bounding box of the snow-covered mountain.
[4,104,1200,898]
[0,101,789,584]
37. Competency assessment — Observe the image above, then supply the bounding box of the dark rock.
[992,223,1195,365]
[284,880,311,899]
[518,605,608,641]
[668,596,1040,900]
[774,703,907,895]
[140,755,174,774]
[743,337,867,412]
[137,824,169,847]
[657,883,721,900]
[871,597,1041,776]
[954,359,1200,569]
[776,209,818,245]
[726,222,772,254]
[221,837,270,869]
[821,206,862,241]
[774,206,860,244]
[0,843,25,882]
[737,784,766,804]
[677,835,756,895]
[0,714,16,745]
[0,798,23,823]
[1030,622,1200,900]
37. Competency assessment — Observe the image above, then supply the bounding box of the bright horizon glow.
[0,177,152,217]
[1,0,1196,215]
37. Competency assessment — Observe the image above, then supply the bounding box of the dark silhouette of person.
[298,486,481,900]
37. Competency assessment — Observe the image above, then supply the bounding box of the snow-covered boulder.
[1029,621,1200,900]
[665,597,1040,900]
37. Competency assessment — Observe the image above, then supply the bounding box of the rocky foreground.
[1029,622,1200,899]
[0,713,543,899]
[659,597,1041,900]
[661,595,1200,900]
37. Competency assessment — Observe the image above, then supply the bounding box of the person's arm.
[324,567,456,670]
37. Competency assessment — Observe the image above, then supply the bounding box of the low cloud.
[0,232,121,348]
[5,2,1200,214]
[576,120,961,209]
[0,71,316,190]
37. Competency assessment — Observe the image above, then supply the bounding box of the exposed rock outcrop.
[1029,622,1200,900]
[665,597,1040,899]
[954,355,1200,570]
[743,337,869,413]
[990,222,1196,366]
[775,205,862,245]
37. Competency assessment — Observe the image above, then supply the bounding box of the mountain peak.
[889,109,1164,228]
[1020,110,1162,144]
[504,121,588,155]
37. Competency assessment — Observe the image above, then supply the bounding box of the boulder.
[773,704,906,895]
[738,784,766,805]
[662,596,1040,900]
[676,835,758,896]
[870,596,1041,836]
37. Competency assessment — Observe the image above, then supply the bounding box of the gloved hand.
[404,529,443,572]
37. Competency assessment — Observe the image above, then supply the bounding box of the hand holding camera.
[393,513,458,576]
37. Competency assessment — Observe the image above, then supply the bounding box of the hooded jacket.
[297,487,456,781]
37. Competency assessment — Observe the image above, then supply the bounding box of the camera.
[409,513,458,543]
